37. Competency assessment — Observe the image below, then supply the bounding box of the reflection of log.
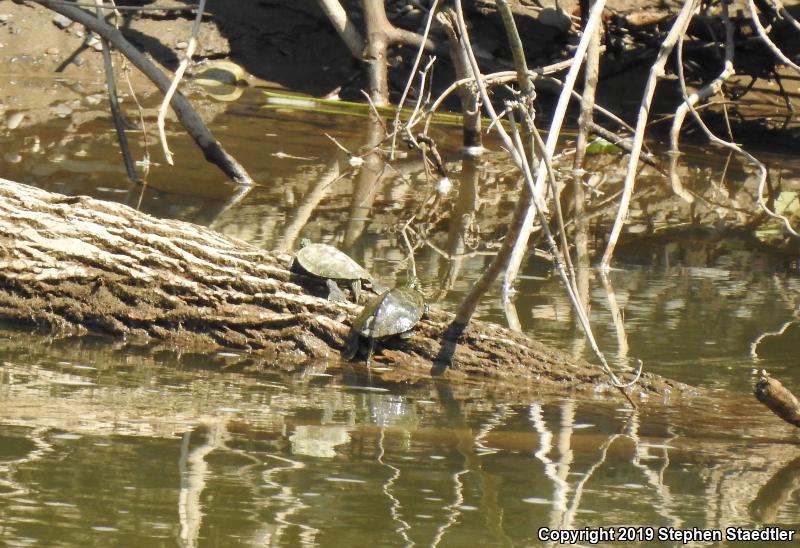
[751,455,800,522]
[753,372,800,427]
[0,178,685,396]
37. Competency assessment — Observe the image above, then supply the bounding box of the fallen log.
[0,178,687,399]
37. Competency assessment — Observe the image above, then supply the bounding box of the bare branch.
[748,0,800,74]
[316,0,365,58]
[158,0,207,165]
[600,0,699,270]
[33,0,254,185]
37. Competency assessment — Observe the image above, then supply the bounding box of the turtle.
[342,281,426,366]
[292,239,377,302]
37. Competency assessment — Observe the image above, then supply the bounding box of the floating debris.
[324,477,366,484]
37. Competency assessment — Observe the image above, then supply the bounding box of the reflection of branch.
[626,412,681,529]
[431,470,468,547]
[0,426,53,499]
[262,454,320,544]
[599,272,629,364]
[529,403,570,527]
[561,434,622,529]
[750,319,797,359]
[750,454,800,522]
[447,404,513,546]
[377,428,413,547]
[179,418,229,548]
[279,160,344,252]
[205,183,253,231]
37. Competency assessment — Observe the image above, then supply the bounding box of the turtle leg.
[399,330,413,339]
[342,329,361,360]
[369,281,388,295]
[351,280,362,303]
[326,279,347,302]
[365,337,375,368]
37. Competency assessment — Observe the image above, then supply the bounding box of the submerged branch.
[754,372,800,428]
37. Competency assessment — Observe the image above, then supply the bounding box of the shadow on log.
[0,178,689,399]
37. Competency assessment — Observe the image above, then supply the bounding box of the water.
[1,83,800,546]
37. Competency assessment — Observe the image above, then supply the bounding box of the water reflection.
[1,83,800,544]
[0,332,799,546]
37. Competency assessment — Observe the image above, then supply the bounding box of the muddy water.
[1,85,800,546]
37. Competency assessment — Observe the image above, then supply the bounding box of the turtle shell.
[295,243,372,282]
[352,286,425,339]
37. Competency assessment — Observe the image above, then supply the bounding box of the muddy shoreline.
[0,1,797,142]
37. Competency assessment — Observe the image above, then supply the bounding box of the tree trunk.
[0,178,686,399]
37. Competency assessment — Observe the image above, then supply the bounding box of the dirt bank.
[1,1,797,139]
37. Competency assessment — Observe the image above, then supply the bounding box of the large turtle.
[292,240,376,302]
[342,281,426,365]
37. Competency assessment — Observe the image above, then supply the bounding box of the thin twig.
[770,0,800,32]
[503,0,608,291]
[94,0,139,183]
[51,0,201,11]
[747,0,800,74]
[390,0,440,159]
[600,0,699,270]
[508,110,641,403]
[669,2,736,204]
[158,0,206,165]
[679,2,799,236]
[35,0,253,184]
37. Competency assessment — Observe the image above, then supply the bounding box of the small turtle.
[292,239,376,302]
[342,281,425,365]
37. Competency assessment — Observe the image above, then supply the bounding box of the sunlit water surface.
[1,83,799,546]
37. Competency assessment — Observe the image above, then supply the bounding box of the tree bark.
[0,178,686,398]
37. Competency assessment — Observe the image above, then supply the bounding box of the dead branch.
[94,0,139,184]
[315,0,365,58]
[33,0,254,186]
[669,0,736,204]
[600,0,699,270]
[502,0,608,290]
[754,371,800,428]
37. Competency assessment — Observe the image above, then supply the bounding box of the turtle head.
[405,275,421,291]
[299,238,312,249]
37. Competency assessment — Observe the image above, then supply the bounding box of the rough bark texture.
[0,178,689,399]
